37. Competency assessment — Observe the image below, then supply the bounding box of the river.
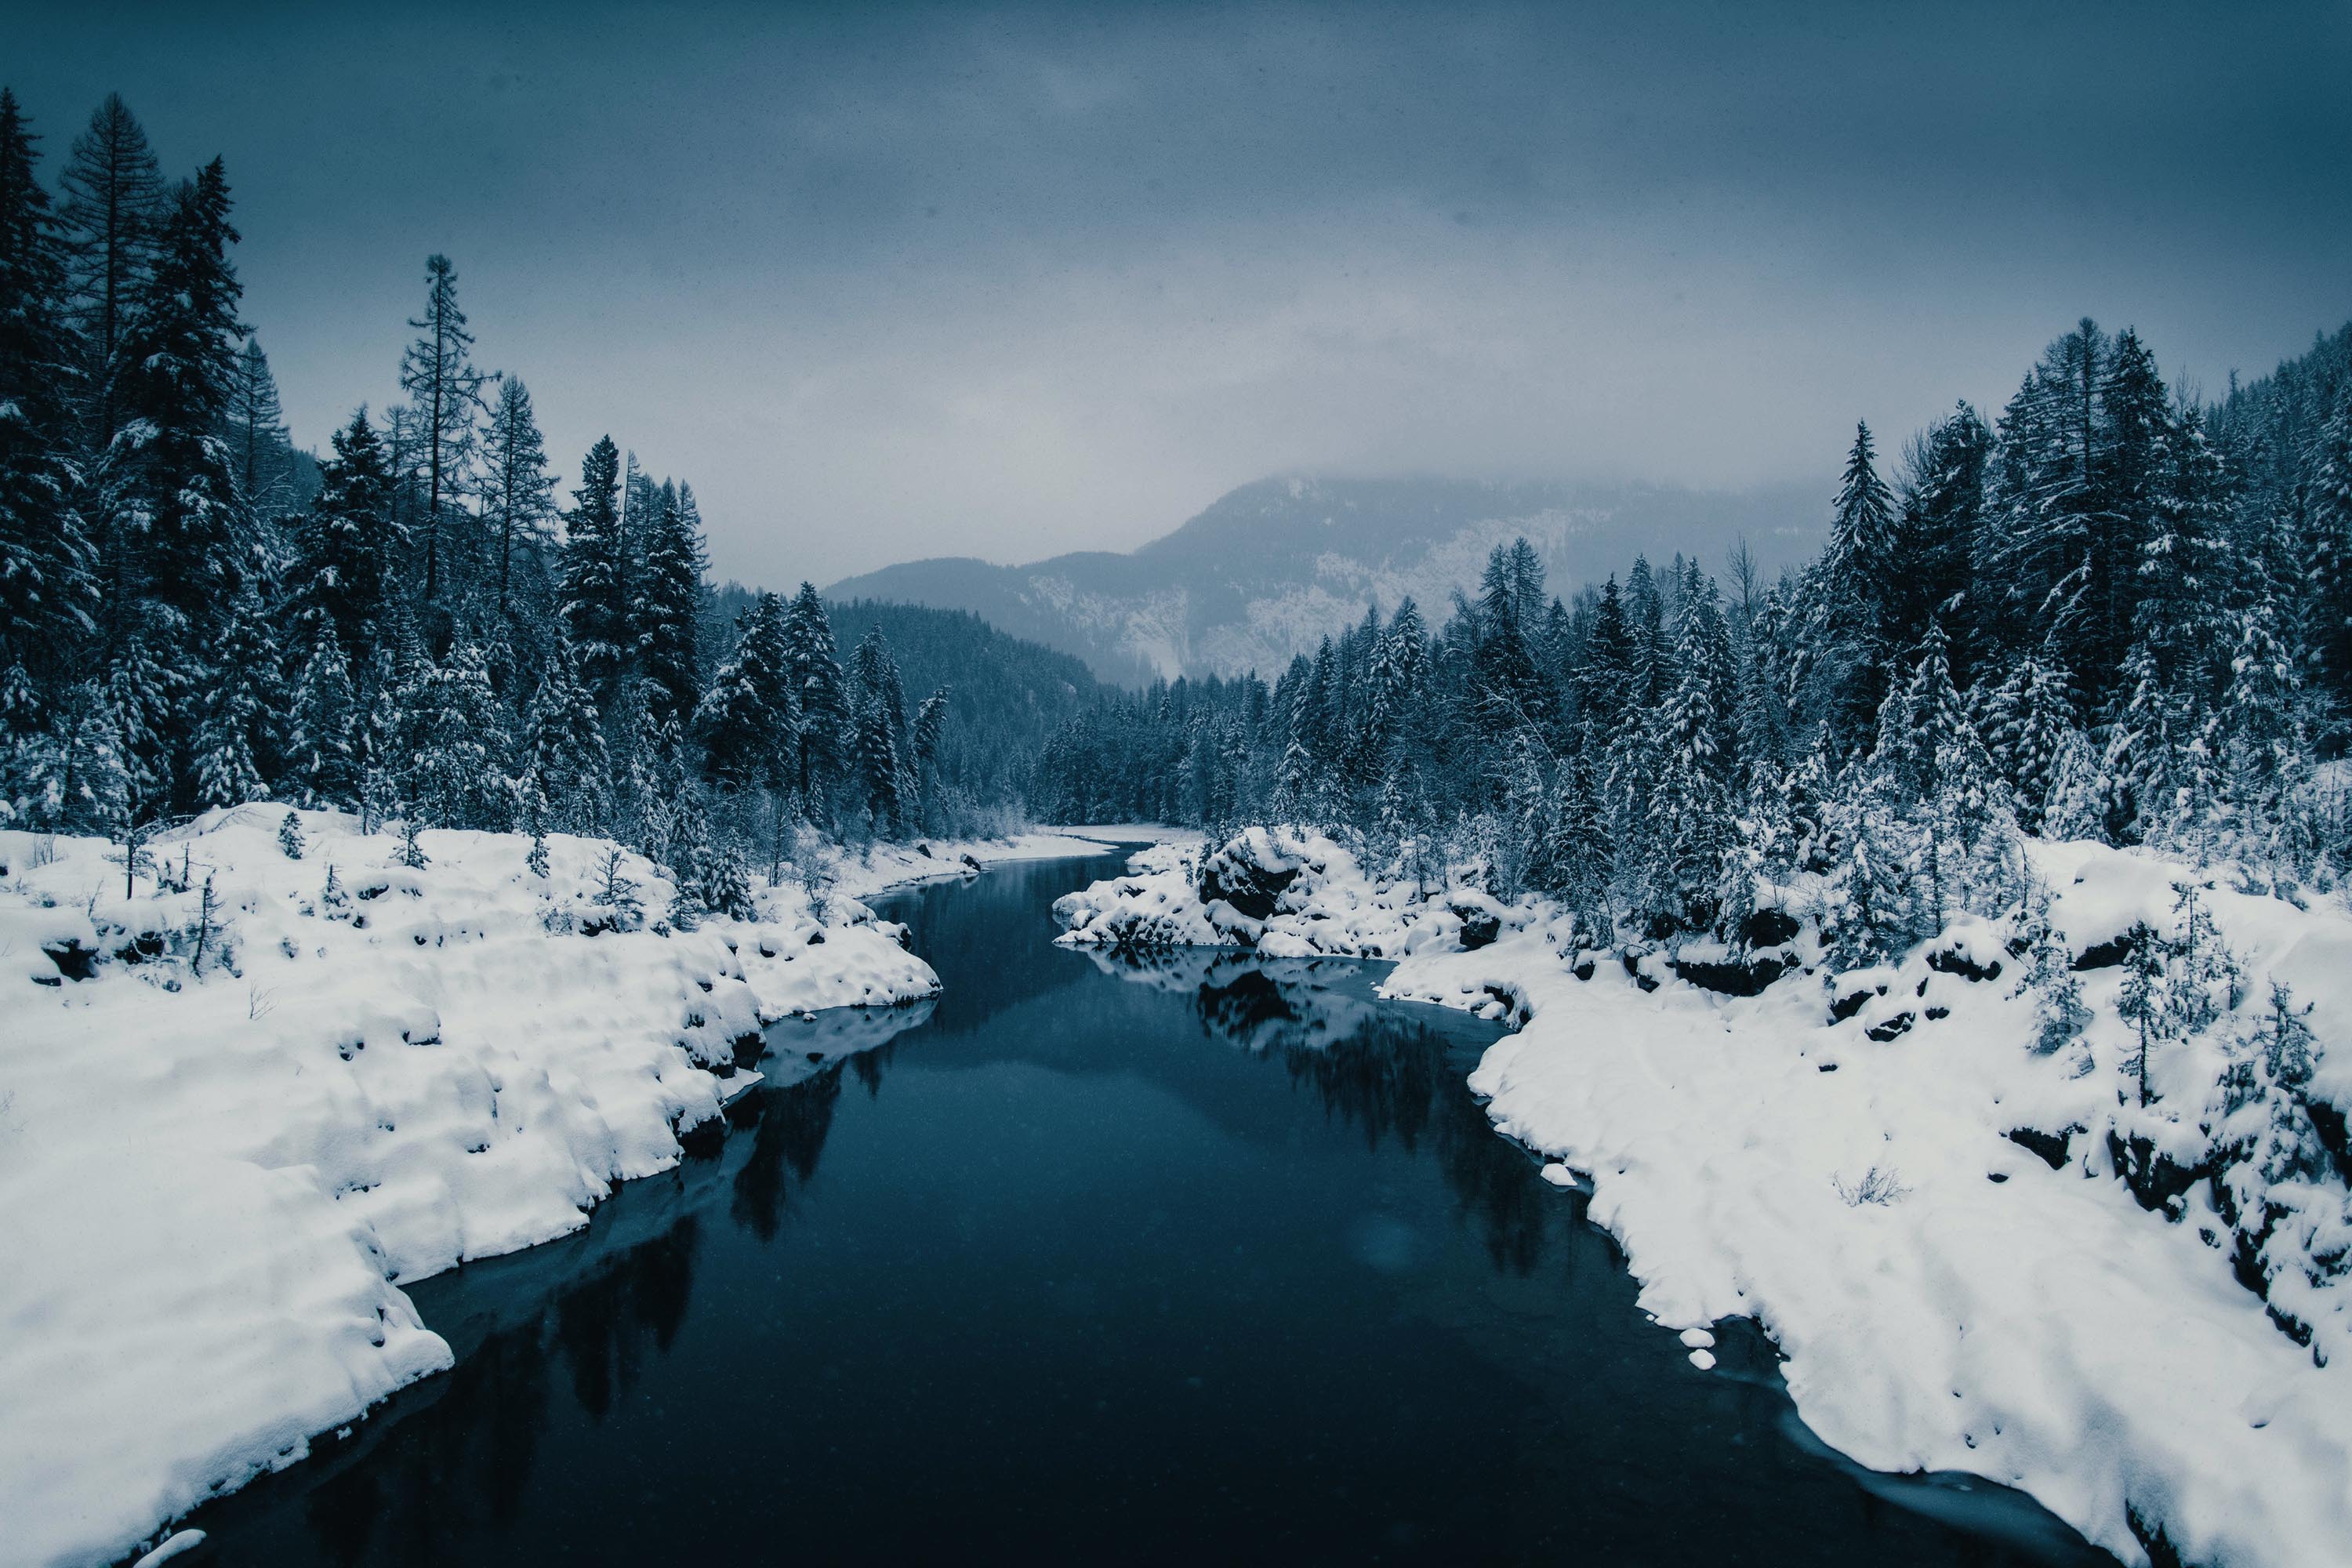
[172,848,2112,1565]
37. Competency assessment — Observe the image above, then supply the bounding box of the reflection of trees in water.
[730,1067,851,1240]
[273,1213,694,1564]
[1102,951,1553,1277]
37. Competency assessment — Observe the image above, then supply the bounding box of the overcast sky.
[13,2,2351,586]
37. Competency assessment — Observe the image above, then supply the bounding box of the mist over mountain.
[828,476,1827,685]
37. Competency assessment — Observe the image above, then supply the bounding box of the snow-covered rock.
[1051,827,1473,958]
[1055,827,2352,1568]
[0,808,942,1568]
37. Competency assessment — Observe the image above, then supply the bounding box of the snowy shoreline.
[0,812,1138,1568]
[1054,829,2352,1568]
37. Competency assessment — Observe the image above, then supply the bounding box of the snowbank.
[1054,828,2352,1567]
[0,808,939,1568]
[832,828,1171,899]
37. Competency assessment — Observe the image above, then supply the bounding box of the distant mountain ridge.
[828,475,1828,685]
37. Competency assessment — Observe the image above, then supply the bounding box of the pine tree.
[295,408,402,661]
[634,478,704,732]
[480,376,554,620]
[2116,921,2165,1108]
[848,625,911,835]
[561,436,628,711]
[119,158,248,648]
[222,337,294,521]
[1810,420,1900,743]
[1646,574,1736,931]
[697,590,794,789]
[57,93,162,454]
[1886,404,1987,673]
[2104,640,2183,845]
[192,578,278,809]
[780,582,848,811]
[398,255,489,604]
[521,633,612,835]
[2211,596,2307,845]
[277,808,304,859]
[403,641,510,829]
[285,622,358,807]
[0,89,94,676]
[2012,879,2089,1055]
[2302,387,2352,701]
[2134,404,2233,706]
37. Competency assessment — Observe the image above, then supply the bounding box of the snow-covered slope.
[1054,829,2352,1568]
[0,808,953,1568]
[829,475,1824,682]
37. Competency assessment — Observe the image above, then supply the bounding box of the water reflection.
[1090,945,1553,1276]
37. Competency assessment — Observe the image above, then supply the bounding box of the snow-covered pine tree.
[0,89,96,677]
[2134,402,2234,708]
[780,583,849,811]
[521,633,612,836]
[277,808,303,859]
[117,158,246,661]
[285,622,357,808]
[1809,420,1900,745]
[398,255,489,606]
[2299,384,2352,703]
[293,408,403,663]
[633,478,703,734]
[697,590,795,790]
[480,376,556,621]
[1642,573,1736,933]
[2212,597,2307,813]
[561,436,629,713]
[1817,761,1924,967]
[2103,640,2183,846]
[191,579,278,809]
[848,625,912,837]
[403,640,510,830]
[2011,879,2089,1056]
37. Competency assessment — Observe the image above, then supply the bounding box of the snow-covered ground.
[1055,829,2352,1568]
[0,809,1126,1568]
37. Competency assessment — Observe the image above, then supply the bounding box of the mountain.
[826,475,1828,685]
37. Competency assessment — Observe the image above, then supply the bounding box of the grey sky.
[14,2,2351,586]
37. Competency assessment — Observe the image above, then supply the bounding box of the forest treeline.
[0,91,1075,913]
[1036,317,2352,964]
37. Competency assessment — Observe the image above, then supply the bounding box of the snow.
[829,826,1196,901]
[1053,826,2352,1568]
[0,808,945,1568]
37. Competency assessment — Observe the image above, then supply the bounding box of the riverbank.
[1054,829,2352,1568]
[0,811,1120,1568]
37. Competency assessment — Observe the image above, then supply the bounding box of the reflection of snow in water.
[757,997,938,1088]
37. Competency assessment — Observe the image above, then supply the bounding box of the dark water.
[176,851,2113,1566]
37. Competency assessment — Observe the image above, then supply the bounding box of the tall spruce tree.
[635,477,704,732]
[561,435,629,711]
[398,255,489,604]
[480,376,554,620]
[117,159,245,648]
[57,93,162,456]
[780,582,848,810]
[0,89,92,677]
